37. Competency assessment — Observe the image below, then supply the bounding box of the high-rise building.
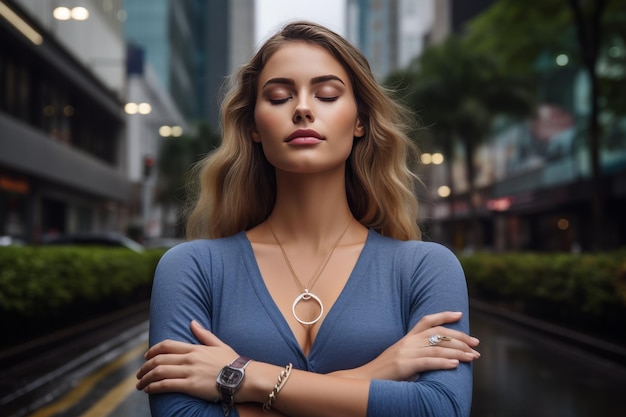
[124,0,197,122]
[346,0,433,81]
[346,0,397,81]
[124,0,255,129]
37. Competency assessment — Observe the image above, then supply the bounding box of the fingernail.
[449,359,459,365]
[471,337,480,344]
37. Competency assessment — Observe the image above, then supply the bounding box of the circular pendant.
[292,290,324,325]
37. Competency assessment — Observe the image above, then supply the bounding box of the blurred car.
[143,237,185,249]
[42,232,144,253]
[0,236,26,246]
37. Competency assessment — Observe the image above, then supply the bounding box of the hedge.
[0,246,165,346]
[459,249,626,342]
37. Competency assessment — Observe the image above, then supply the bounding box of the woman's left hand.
[136,321,238,401]
[330,311,479,381]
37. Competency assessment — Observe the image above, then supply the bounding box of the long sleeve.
[147,240,234,417]
[366,241,472,417]
[145,232,473,417]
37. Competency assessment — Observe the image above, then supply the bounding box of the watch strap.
[218,356,252,407]
[230,355,252,369]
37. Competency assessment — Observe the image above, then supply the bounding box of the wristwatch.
[216,356,252,406]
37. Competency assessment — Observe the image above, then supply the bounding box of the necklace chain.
[267,219,351,325]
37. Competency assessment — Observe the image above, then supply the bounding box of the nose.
[292,96,314,124]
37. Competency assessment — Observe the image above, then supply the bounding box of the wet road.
[4,304,626,417]
[470,308,626,417]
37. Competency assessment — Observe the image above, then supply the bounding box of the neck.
[269,171,354,248]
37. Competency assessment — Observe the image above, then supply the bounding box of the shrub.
[0,246,165,346]
[459,249,626,341]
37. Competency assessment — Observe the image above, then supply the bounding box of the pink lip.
[286,129,324,144]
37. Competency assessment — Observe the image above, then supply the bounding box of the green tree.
[466,0,626,250]
[157,123,220,235]
[387,36,534,250]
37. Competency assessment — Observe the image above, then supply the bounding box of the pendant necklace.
[267,219,351,326]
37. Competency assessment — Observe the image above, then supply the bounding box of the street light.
[53,6,90,21]
[124,102,152,115]
[421,152,444,165]
[437,185,451,198]
[159,125,183,137]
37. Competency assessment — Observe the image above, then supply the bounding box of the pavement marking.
[79,373,140,417]
[26,342,148,417]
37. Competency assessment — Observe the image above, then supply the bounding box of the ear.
[354,119,365,138]
[251,128,261,143]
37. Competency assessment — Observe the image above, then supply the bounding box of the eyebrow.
[262,75,346,89]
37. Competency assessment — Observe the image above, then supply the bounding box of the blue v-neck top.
[148,229,472,416]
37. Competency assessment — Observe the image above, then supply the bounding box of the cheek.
[325,105,360,138]
[254,105,281,139]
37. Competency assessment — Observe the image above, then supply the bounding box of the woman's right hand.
[331,311,480,381]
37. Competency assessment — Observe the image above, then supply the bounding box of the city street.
[1,1,625,415]
[470,307,626,417]
[2,304,625,417]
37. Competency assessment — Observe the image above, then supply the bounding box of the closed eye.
[269,97,291,105]
[317,96,339,102]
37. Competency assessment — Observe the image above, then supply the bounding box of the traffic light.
[143,155,154,179]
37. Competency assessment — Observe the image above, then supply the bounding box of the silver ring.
[428,334,452,346]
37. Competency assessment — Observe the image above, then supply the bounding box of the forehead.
[258,41,351,86]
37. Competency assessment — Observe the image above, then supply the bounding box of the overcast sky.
[254,0,346,44]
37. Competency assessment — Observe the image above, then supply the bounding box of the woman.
[136,21,480,417]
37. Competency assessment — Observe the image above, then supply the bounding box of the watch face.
[219,368,244,387]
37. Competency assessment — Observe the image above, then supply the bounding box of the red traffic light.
[143,155,154,178]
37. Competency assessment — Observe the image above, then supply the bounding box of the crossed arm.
[136,312,480,417]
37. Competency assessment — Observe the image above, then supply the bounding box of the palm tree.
[387,36,535,250]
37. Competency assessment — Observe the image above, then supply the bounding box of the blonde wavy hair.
[186,21,421,241]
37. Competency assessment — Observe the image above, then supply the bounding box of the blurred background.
[0,0,624,252]
[0,1,625,417]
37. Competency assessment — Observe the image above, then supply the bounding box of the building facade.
[346,0,433,81]
[0,0,132,243]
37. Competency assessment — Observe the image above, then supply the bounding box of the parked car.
[41,232,144,253]
[143,237,185,249]
[0,236,26,246]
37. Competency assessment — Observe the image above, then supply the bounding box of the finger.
[139,377,184,394]
[427,327,480,348]
[137,352,187,379]
[409,311,463,335]
[136,363,190,390]
[141,378,193,395]
[144,339,195,360]
[190,320,227,347]
[140,377,216,401]
[421,346,479,362]
[421,329,480,353]
[138,367,218,401]
[411,357,461,373]
[421,333,481,358]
